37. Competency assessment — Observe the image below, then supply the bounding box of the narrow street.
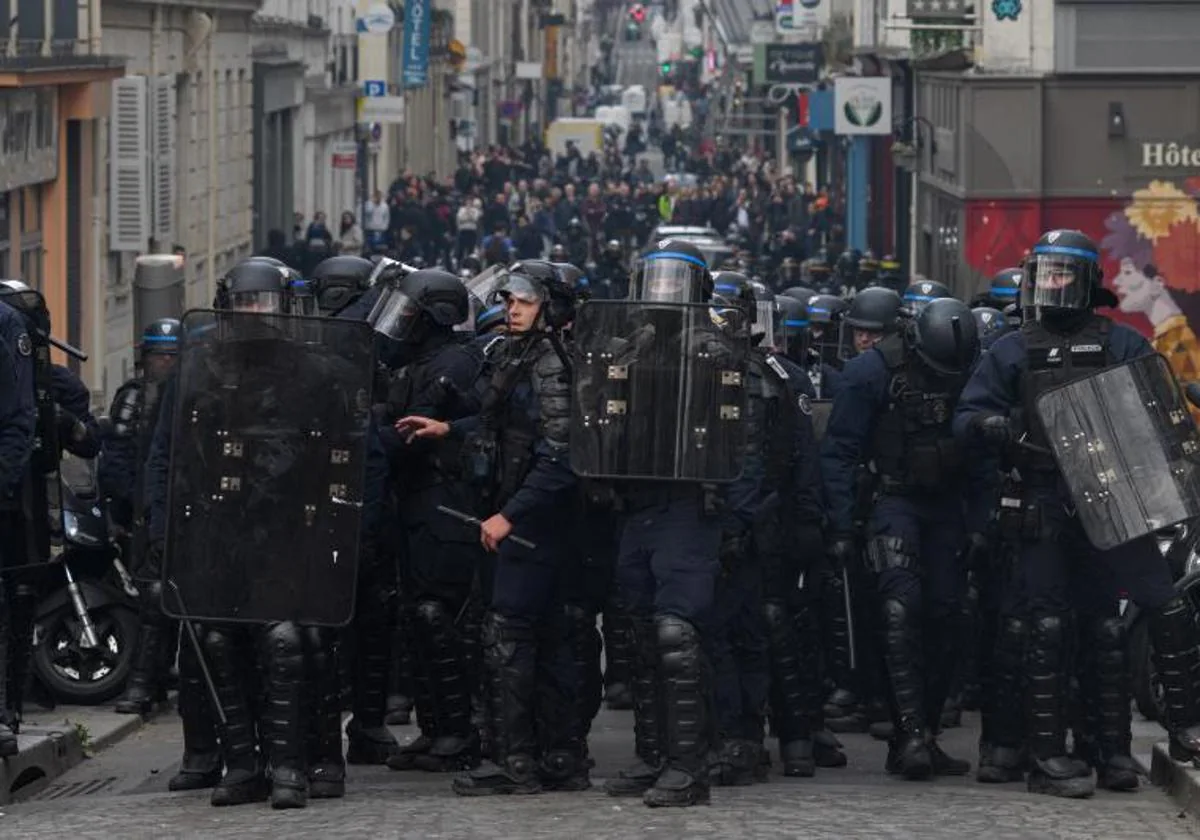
[1,707,1195,839]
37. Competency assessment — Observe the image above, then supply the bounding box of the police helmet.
[0,279,50,334]
[775,294,809,358]
[710,270,756,337]
[843,286,902,333]
[777,257,802,287]
[604,239,623,259]
[1022,229,1106,313]
[779,285,818,307]
[369,268,470,343]
[220,260,290,312]
[552,262,591,302]
[902,279,953,310]
[493,264,577,330]
[984,267,1022,308]
[475,303,507,336]
[460,255,483,276]
[835,248,861,279]
[909,297,979,375]
[549,243,569,263]
[806,293,852,363]
[141,318,182,356]
[310,255,375,315]
[748,278,778,346]
[971,306,1013,346]
[876,255,906,293]
[634,239,713,303]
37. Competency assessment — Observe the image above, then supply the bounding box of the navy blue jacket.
[0,302,36,504]
[822,344,991,535]
[952,321,1151,441]
[51,364,101,459]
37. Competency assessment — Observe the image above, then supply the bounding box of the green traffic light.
[661,63,671,73]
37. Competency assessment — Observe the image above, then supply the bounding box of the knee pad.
[262,622,304,659]
[1088,615,1126,651]
[762,600,790,630]
[482,612,532,668]
[414,599,452,631]
[655,614,701,677]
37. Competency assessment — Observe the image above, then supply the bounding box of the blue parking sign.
[363,80,387,97]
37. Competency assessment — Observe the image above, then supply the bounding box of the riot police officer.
[804,294,849,397]
[956,229,1200,798]
[823,297,985,780]
[0,294,36,756]
[593,239,730,808]
[842,286,903,356]
[592,240,630,300]
[397,265,581,796]
[972,307,1013,352]
[973,267,1022,310]
[370,269,481,774]
[106,318,183,716]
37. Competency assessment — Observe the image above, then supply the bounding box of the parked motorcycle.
[31,452,141,706]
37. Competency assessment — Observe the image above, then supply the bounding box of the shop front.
[915,71,1200,391]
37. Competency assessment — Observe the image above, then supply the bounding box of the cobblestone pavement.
[1,709,1197,839]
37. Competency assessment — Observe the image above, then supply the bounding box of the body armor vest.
[869,334,965,493]
[1018,315,1111,474]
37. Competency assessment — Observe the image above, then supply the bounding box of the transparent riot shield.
[161,309,375,626]
[570,300,749,482]
[1034,354,1200,550]
[808,398,833,442]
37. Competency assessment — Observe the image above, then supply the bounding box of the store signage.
[1141,141,1200,169]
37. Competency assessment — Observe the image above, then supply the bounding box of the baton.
[166,579,228,727]
[436,505,538,550]
[41,330,88,361]
[842,567,858,673]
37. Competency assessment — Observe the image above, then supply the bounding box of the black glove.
[974,414,1012,445]
[56,407,86,444]
[827,535,856,571]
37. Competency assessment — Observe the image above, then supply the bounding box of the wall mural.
[964,177,1200,420]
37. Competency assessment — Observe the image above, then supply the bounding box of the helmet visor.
[368,287,421,341]
[635,254,707,303]
[493,274,544,306]
[755,299,776,349]
[1022,254,1090,310]
[228,290,283,314]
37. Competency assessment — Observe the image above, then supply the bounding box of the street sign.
[362,80,387,97]
[358,95,406,124]
[777,0,829,35]
[750,20,777,44]
[331,141,357,169]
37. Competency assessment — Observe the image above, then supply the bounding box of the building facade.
[0,0,124,393]
[102,0,259,395]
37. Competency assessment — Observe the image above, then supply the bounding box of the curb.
[0,728,85,805]
[86,713,148,754]
[1150,741,1200,816]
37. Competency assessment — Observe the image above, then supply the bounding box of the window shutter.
[109,76,149,252]
[151,75,177,244]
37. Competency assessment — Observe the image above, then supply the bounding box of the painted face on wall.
[1113,257,1160,314]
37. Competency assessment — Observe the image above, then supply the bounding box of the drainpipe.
[207,14,218,293]
[89,0,105,390]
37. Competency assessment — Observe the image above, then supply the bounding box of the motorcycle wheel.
[33,603,140,705]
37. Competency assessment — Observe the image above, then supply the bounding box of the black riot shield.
[807,398,833,441]
[570,300,749,482]
[161,309,374,626]
[1034,354,1200,550]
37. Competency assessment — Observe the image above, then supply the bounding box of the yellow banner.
[545,25,559,80]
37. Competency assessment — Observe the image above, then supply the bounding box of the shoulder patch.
[16,332,31,357]
[797,393,813,416]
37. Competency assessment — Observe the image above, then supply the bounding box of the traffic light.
[630,4,645,22]
[660,61,672,75]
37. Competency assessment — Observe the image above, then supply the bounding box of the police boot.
[5,582,37,729]
[880,599,932,780]
[977,616,1027,784]
[1025,613,1095,799]
[115,622,165,715]
[168,638,222,791]
[453,613,541,796]
[764,600,814,777]
[924,616,970,776]
[708,737,760,787]
[412,600,481,773]
[535,615,590,791]
[820,571,864,732]
[346,615,399,764]
[1149,595,1200,765]
[385,684,436,770]
[0,600,18,758]
[603,602,634,710]
[259,624,309,809]
[644,616,712,808]
[605,615,665,797]
[794,601,848,769]
[204,629,268,807]
[564,603,604,744]
[1079,617,1138,791]
[305,629,346,799]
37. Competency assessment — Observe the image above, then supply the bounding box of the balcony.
[0,0,125,85]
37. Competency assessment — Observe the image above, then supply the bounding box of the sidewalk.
[0,703,149,805]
